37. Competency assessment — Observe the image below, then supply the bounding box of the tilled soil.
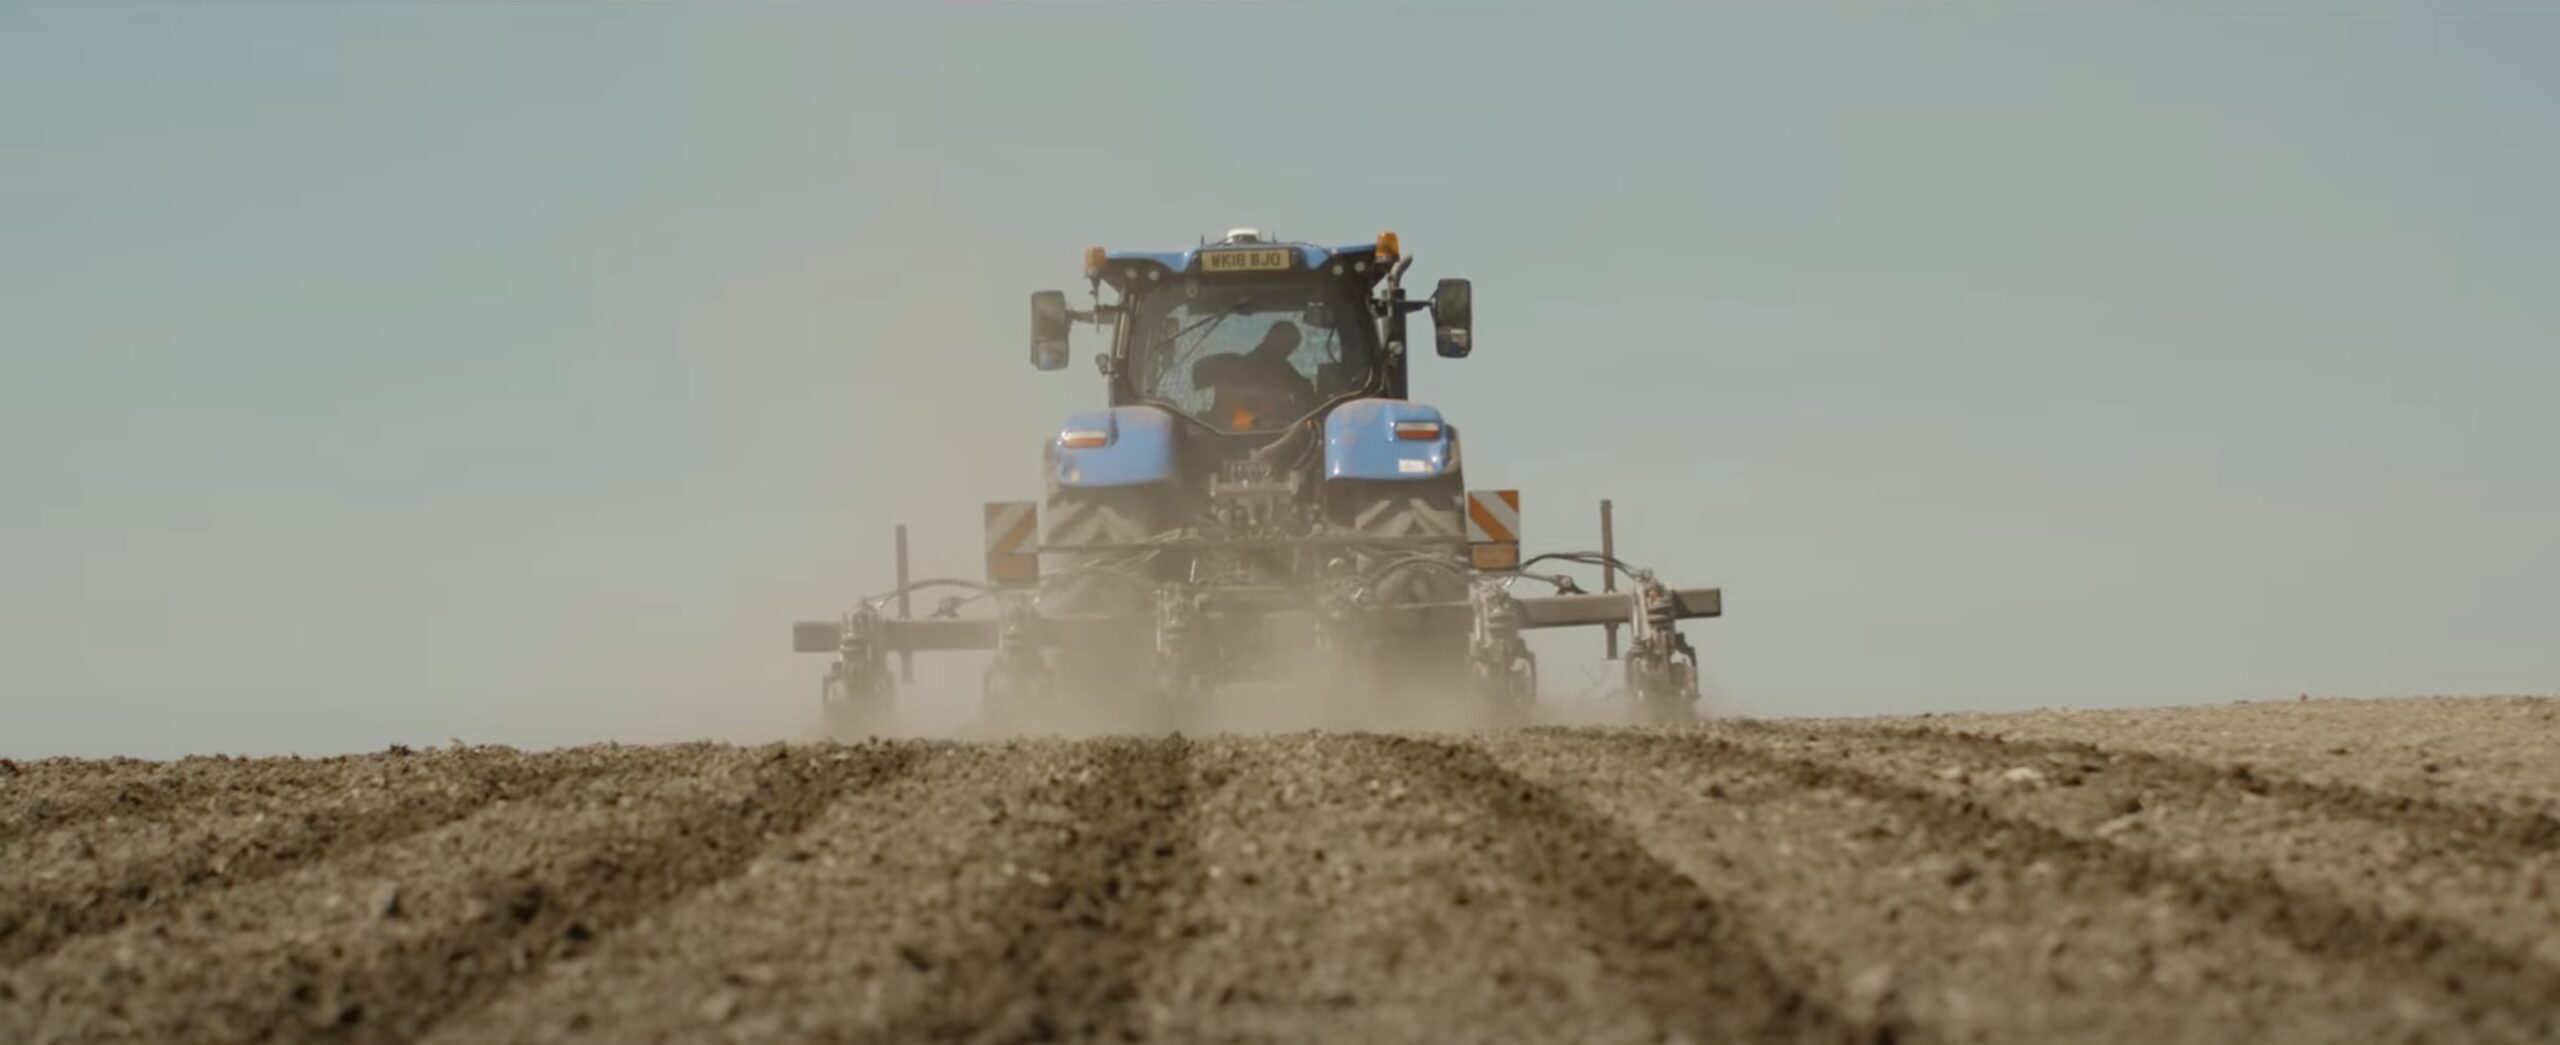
[2,696,2555,1044]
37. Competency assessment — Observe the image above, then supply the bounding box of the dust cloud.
[807,617,1715,745]
[467,233,1706,753]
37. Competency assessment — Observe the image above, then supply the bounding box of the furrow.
[1137,733,1863,1044]
[1769,720,2560,966]
[1361,734,1878,1045]
[1872,697,2560,815]
[860,734,1198,1044]
[1812,720,2560,850]
[1671,727,2560,1043]
[421,737,1195,1045]
[0,750,489,850]
[0,746,602,964]
[0,741,916,1045]
[0,757,163,846]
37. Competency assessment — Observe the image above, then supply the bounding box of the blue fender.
[1051,405,1178,488]
[1324,398,1458,481]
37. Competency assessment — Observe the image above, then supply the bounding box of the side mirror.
[1430,278,1473,358]
[1030,290,1071,370]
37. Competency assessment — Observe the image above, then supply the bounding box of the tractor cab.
[1121,273,1370,435]
[1030,229,1473,442]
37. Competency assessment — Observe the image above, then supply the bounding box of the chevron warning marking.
[1466,489,1521,571]
[1465,489,1520,543]
[984,501,1039,586]
[1042,495,1150,548]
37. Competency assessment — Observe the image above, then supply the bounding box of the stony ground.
[3,695,2555,1044]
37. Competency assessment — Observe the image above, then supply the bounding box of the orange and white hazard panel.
[983,501,1040,587]
[1465,489,1521,571]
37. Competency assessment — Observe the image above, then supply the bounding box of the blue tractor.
[793,229,1720,732]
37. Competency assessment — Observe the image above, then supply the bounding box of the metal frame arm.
[790,586,1719,655]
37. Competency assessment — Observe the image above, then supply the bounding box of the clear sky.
[5,3,2554,758]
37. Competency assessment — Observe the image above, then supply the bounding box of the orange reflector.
[1392,420,1442,440]
[1059,428,1108,449]
[1231,407,1258,430]
[1376,231,1400,259]
[1084,246,1107,276]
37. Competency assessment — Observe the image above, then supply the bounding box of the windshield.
[1122,277,1374,433]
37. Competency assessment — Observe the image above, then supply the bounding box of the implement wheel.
[820,667,893,739]
[1626,656,1698,727]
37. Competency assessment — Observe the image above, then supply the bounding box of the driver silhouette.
[1194,319,1316,430]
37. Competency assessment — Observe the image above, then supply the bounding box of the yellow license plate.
[1200,248,1294,273]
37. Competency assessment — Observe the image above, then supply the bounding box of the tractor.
[792,229,1720,733]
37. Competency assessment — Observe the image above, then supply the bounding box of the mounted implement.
[793,230,1720,732]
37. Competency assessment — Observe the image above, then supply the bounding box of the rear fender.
[1050,405,1178,489]
[1323,398,1457,481]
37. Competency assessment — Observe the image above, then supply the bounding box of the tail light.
[1059,428,1109,449]
[1392,421,1442,441]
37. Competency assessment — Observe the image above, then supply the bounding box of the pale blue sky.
[4,4,2554,757]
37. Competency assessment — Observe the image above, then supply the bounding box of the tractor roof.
[1088,229,1396,291]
